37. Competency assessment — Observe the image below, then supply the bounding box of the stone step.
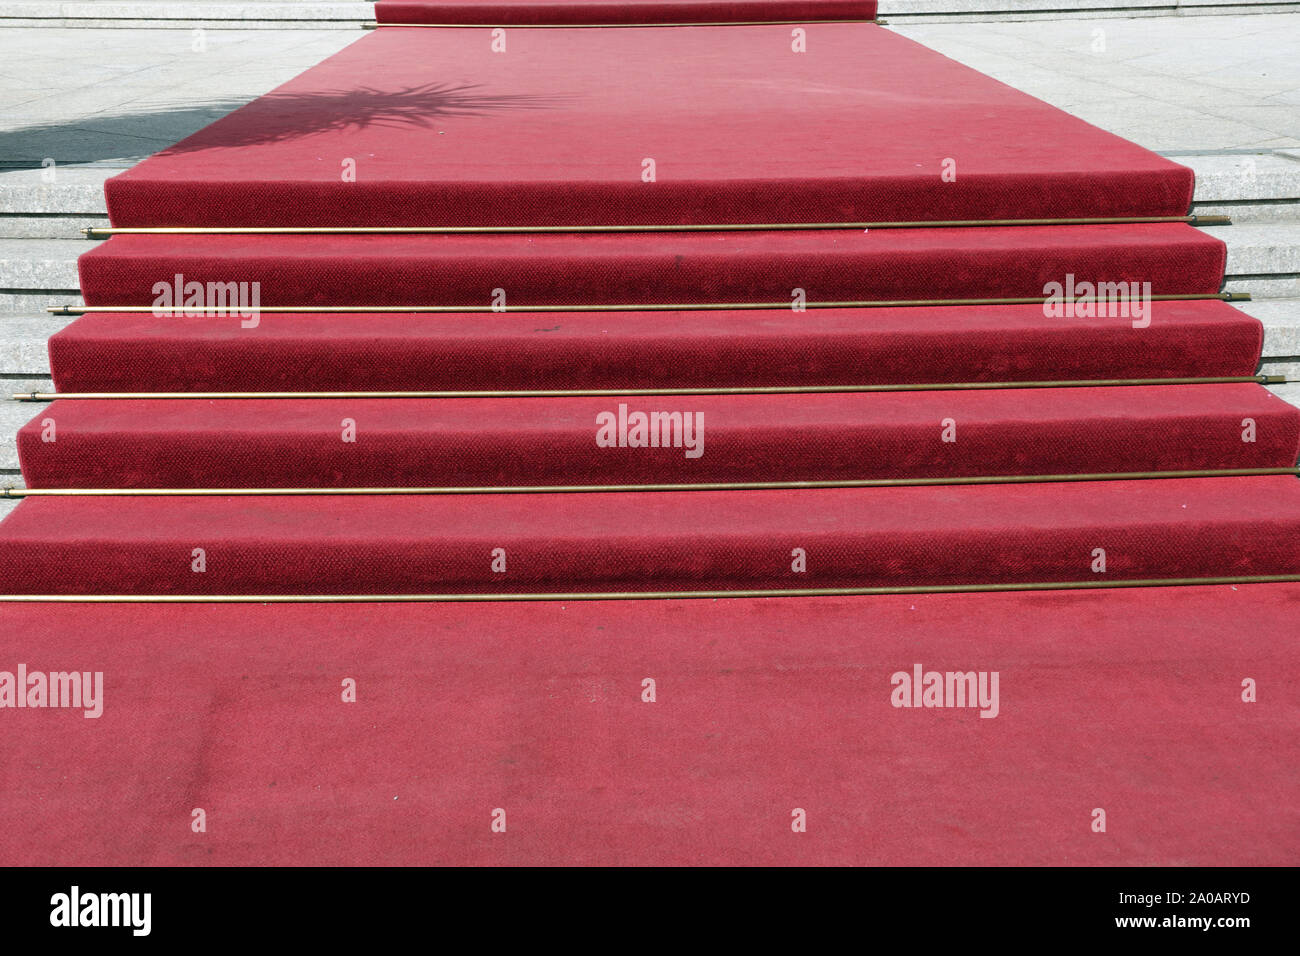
[1245,298,1300,375]
[0,400,42,473]
[1204,223,1300,298]
[882,0,1300,22]
[3,225,1298,308]
[1183,152,1300,223]
[0,313,68,386]
[0,238,96,311]
[4,155,1296,228]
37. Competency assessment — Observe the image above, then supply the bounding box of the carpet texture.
[77,225,1227,308]
[2,477,1300,594]
[6,8,1297,868]
[19,385,1300,489]
[1,587,1296,866]
[47,301,1266,393]
[102,24,1193,227]
[374,0,879,24]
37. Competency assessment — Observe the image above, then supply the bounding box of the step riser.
[0,216,106,239]
[1193,201,1300,223]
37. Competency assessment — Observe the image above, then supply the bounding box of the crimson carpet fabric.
[374,0,878,24]
[102,24,1193,227]
[19,385,1300,489]
[2,477,1300,594]
[77,225,1226,307]
[1,586,1296,866]
[47,300,1265,393]
[9,4,1299,869]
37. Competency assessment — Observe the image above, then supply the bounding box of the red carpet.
[78,224,1226,307]
[374,0,879,24]
[102,24,1193,227]
[47,300,1265,393]
[3,477,1300,594]
[19,385,1300,489]
[1,587,1296,866]
[6,8,1299,868]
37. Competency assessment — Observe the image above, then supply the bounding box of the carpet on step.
[1,478,1299,594]
[47,301,1265,393]
[1,586,1296,865]
[18,385,1300,489]
[375,0,878,24]
[76,225,1226,308]
[102,24,1192,227]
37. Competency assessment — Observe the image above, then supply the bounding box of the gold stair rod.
[81,215,1231,238]
[14,374,1291,402]
[5,469,1299,498]
[45,291,1252,317]
[3,575,1300,603]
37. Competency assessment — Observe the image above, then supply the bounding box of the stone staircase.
[3,151,1297,501]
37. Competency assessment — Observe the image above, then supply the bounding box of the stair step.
[0,313,65,380]
[1,476,1298,593]
[0,399,43,474]
[76,226,1227,307]
[0,238,97,294]
[45,300,1265,392]
[18,385,1297,489]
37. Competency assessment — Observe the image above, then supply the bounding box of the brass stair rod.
[6,469,1299,498]
[81,215,1231,237]
[14,374,1292,402]
[44,291,1253,317]
[4,575,1300,603]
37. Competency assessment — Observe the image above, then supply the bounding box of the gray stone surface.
[0,313,69,374]
[0,238,94,290]
[0,2,372,28]
[0,292,83,314]
[890,15,1300,151]
[1243,297,1300,356]
[1206,222,1300,276]
[0,28,360,164]
[0,399,42,472]
[0,216,106,239]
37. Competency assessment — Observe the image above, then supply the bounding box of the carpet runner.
[2,587,1296,866]
[2,9,1297,866]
